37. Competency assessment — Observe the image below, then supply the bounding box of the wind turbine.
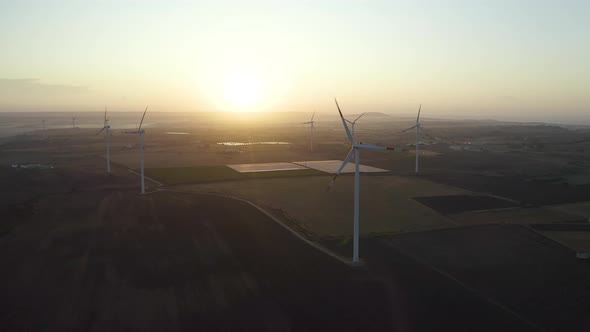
[329,98,396,264]
[402,104,428,174]
[71,116,77,129]
[125,106,148,194]
[303,112,315,152]
[345,113,365,141]
[96,107,111,173]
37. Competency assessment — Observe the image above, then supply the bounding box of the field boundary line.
[153,188,357,267]
[487,194,520,204]
[455,205,522,214]
[128,169,164,186]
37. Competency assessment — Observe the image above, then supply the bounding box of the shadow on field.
[0,190,566,331]
[0,191,392,331]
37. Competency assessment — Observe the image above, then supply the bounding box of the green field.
[145,165,324,185]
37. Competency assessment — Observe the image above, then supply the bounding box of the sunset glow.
[0,0,587,122]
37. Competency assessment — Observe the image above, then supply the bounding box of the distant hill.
[357,112,390,117]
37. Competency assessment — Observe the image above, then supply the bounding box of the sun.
[222,71,264,111]
[195,59,290,112]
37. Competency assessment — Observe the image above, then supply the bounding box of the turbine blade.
[357,143,396,151]
[138,106,148,130]
[104,106,107,122]
[417,104,421,122]
[354,112,365,123]
[96,127,106,135]
[327,148,355,191]
[311,111,315,121]
[401,125,417,133]
[303,121,312,124]
[334,98,354,143]
[345,119,353,124]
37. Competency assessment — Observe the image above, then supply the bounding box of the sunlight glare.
[222,71,264,111]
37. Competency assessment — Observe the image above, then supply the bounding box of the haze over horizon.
[0,0,588,124]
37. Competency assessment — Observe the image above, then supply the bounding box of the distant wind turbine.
[402,104,429,174]
[124,106,148,193]
[96,107,111,173]
[303,112,315,152]
[345,113,365,141]
[329,98,396,264]
[71,116,77,129]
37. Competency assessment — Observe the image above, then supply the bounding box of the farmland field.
[0,187,540,331]
[376,224,590,331]
[547,201,590,219]
[448,206,582,225]
[3,112,590,331]
[413,195,519,214]
[423,172,590,205]
[537,230,590,254]
[174,175,466,236]
[145,165,324,184]
[0,190,394,331]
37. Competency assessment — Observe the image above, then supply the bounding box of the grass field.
[145,165,324,184]
[175,175,466,236]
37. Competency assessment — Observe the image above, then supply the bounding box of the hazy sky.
[0,0,588,122]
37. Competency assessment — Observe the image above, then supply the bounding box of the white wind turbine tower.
[72,117,77,129]
[329,98,396,264]
[345,113,365,141]
[303,112,315,152]
[402,104,428,174]
[96,107,111,173]
[125,106,148,194]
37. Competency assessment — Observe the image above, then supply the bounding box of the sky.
[0,0,588,123]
